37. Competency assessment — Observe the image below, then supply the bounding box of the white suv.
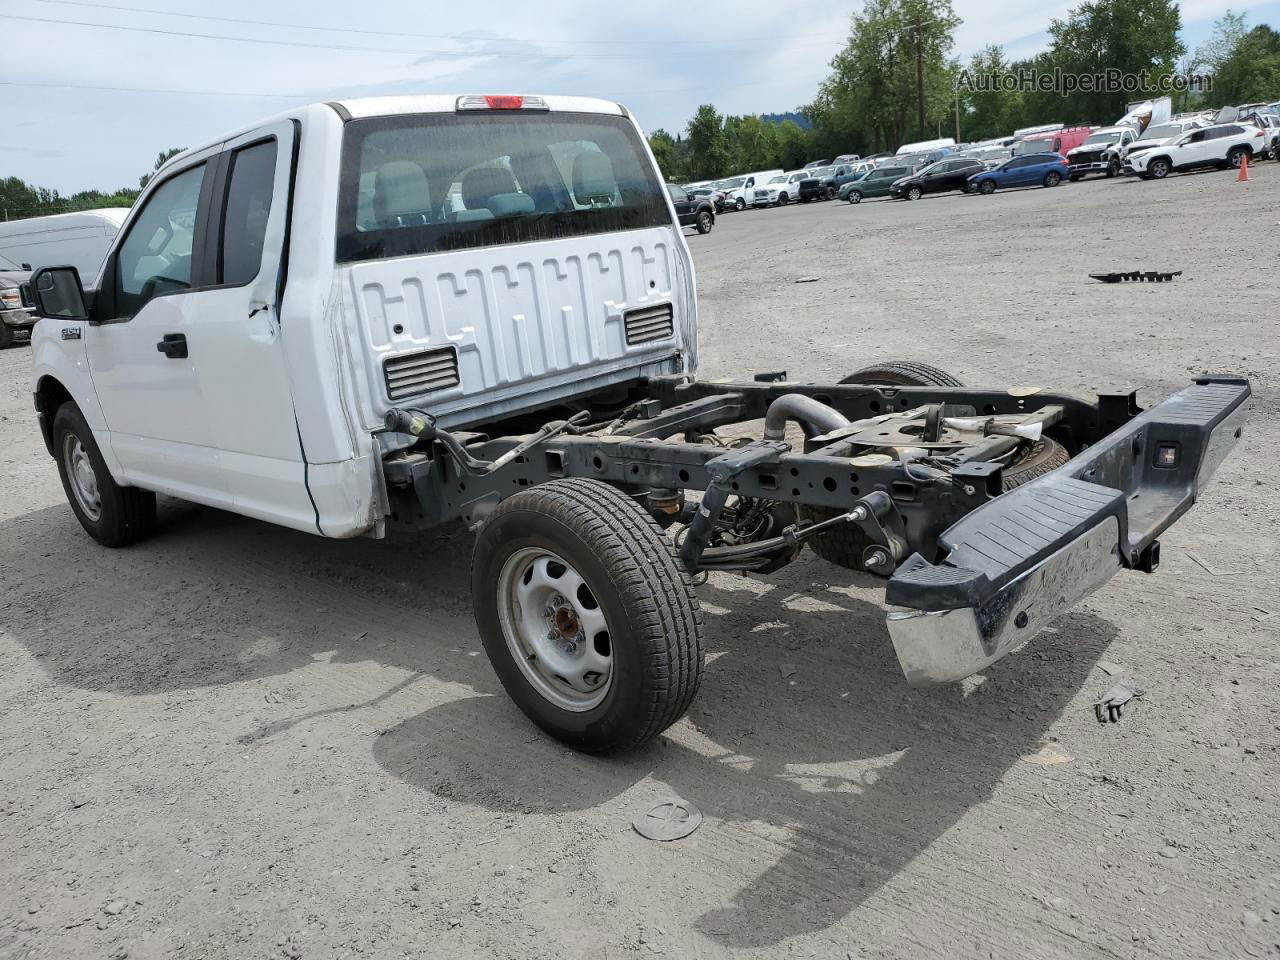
[1127,123,1265,179]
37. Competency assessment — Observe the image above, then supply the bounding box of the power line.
[0,79,317,100]
[3,12,834,61]
[28,0,828,49]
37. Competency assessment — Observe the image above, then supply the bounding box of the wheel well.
[35,376,73,457]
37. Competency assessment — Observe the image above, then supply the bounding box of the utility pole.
[914,23,926,139]
[955,91,961,142]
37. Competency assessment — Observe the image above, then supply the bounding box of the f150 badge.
[61,327,82,340]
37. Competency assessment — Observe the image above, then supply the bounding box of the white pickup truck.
[27,94,1249,754]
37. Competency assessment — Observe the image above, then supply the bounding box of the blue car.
[968,153,1069,194]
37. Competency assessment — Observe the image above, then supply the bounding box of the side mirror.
[31,266,88,321]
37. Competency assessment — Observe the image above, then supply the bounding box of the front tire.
[735,197,745,211]
[0,323,14,349]
[847,190,862,204]
[52,402,156,547]
[695,210,713,234]
[978,179,996,195]
[777,192,789,206]
[1149,158,1171,179]
[472,479,704,754]
[906,186,922,201]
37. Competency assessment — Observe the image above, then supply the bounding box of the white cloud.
[3,0,1276,192]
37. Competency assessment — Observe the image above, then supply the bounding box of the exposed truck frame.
[23,93,1250,755]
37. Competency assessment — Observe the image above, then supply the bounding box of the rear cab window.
[336,110,670,263]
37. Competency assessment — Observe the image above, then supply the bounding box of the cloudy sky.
[5,0,1280,194]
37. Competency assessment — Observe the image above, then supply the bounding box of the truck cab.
[30,95,697,539]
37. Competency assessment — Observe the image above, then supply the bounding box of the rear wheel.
[695,210,714,234]
[1227,146,1249,168]
[979,179,996,195]
[1043,171,1061,187]
[52,402,156,547]
[472,479,704,754]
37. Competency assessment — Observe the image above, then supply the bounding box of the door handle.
[156,333,188,359]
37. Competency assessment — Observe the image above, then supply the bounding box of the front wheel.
[695,210,714,234]
[52,402,156,547]
[1043,171,1061,187]
[472,479,704,754]
[735,197,745,211]
[847,190,862,203]
[1149,158,1171,179]
[825,185,837,200]
[777,192,789,205]
[0,323,15,349]
[906,186,922,201]
[978,179,996,195]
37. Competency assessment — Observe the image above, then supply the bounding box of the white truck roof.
[0,208,130,278]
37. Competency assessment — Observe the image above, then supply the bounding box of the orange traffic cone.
[1238,153,1250,182]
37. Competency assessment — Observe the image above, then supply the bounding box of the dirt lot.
[2,165,1277,960]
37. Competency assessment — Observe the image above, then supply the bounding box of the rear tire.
[1227,147,1249,168]
[472,479,704,754]
[1043,171,1061,187]
[52,402,156,547]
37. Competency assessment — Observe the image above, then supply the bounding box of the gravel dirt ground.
[1,164,1277,960]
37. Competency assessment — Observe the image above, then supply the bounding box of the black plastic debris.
[1089,271,1182,283]
[1095,682,1146,723]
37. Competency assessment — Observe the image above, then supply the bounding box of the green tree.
[686,104,730,180]
[139,147,186,189]
[1045,0,1184,123]
[1193,13,1280,104]
[647,129,684,181]
[957,44,1023,141]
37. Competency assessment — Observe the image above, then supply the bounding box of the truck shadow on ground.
[372,562,1118,949]
[2,499,1117,948]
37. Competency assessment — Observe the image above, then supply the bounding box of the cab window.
[113,163,206,319]
[220,140,277,286]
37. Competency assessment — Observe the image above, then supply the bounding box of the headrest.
[486,193,535,217]
[572,152,617,205]
[461,167,519,210]
[373,162,431,222]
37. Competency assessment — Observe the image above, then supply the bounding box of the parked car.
[798,167,833,201]
[889,157,987,200]
[969,153,1068,194]
[832,153,861,165]
[0,252,34,348]
[803,159,831,168]
[840,165,910,202]
[1066,126,1139,179]
[0,208,129,285]
[20,91,1250,757]
[715,169,783,210]
[1013,126,1094,159]
[1244,112,1280,158]
[666,184,715,232]
[822,163,864,199]
[688,186,726,214]
[1121,119,1209,174]
[751,170,811,207]
[1126,123,1266,179]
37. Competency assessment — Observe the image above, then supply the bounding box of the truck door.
[87,152,232,507]
[184,119,318,532]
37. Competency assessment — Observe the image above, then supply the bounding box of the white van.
[716,169,783,210]
[895,137,955,156]
[0,209,129,285]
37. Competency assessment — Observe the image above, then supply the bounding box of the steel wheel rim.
[62,433,101,521]
[497,547,613,712]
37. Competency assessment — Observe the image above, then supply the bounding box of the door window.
[220,140,278,286]
[113,163,206,318]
